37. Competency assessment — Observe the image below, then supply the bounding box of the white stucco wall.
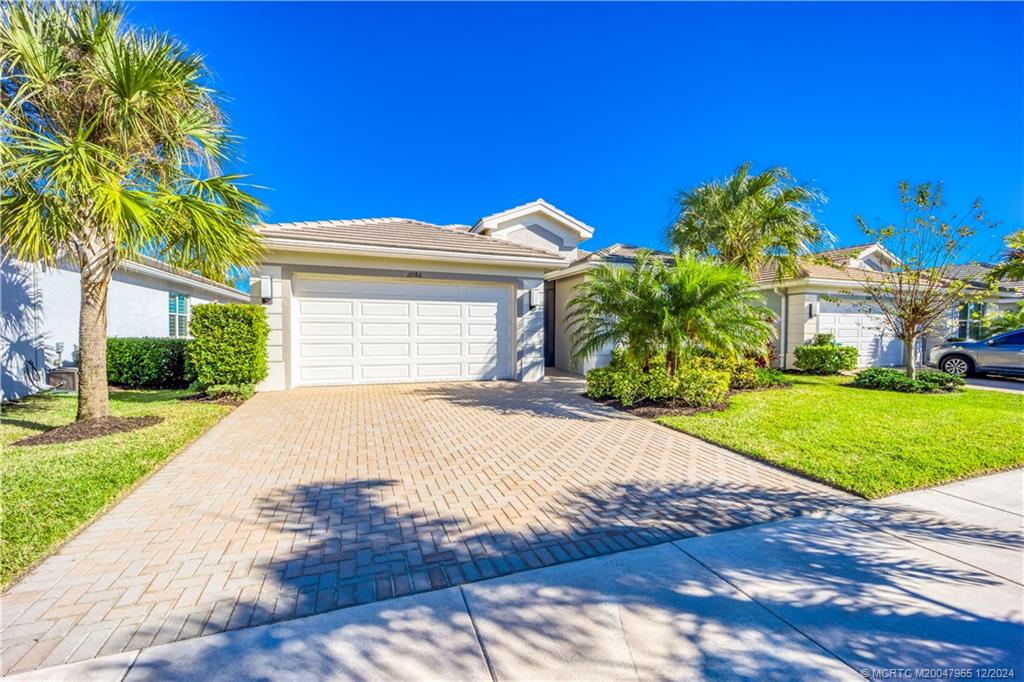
[1,258,244,400]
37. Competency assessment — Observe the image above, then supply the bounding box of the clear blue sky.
[128,1,1023,261]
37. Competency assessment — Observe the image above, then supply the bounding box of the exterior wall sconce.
[529,288,543,310]
[808,302,817,319]
[260,275,273,304]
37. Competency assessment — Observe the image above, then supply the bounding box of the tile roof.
[127,255,248,299]
[258,217,565,261]
[569,243,675,267]
[816,243,876,264]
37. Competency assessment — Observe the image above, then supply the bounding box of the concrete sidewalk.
[8,470,1022,681]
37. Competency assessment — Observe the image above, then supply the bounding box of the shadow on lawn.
[123,477,1022,680]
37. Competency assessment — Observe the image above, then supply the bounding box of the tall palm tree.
[1,1,264,420]
[668,162,829,279]
[566,250,775,371]
[990,229,1024,282]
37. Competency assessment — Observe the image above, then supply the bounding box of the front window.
[957,301,986,340]
[168,292,189,337]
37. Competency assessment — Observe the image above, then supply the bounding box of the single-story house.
[754,244,1024,369]
[252,204,1024,389]
[0,255,248,400]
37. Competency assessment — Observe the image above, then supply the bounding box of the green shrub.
[188,304,269,388]
[107,337,191,388]
[794,342,859,375]
[853,367,963,393]
[690,356,763,391]
[585,366,617,400]
[673,364,730,407]
[205,383,256,401]
[754,367,791,388]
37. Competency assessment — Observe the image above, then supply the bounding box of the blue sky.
[129,1,1023,261]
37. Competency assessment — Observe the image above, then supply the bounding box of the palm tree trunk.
[903,334,917,380]
[76,244,115,421]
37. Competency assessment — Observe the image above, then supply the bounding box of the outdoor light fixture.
[260,275,273,304]
[529,288,543,309]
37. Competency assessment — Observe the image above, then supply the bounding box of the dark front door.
[544,281,556,366]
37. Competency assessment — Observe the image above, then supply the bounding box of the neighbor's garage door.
[292,276,513,385]
[818,299,903,367]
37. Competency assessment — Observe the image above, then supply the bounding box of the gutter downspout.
[776,288,789,370]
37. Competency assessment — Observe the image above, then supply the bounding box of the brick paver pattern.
[1,375,852,674]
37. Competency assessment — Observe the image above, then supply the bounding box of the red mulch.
[12,416,163,447]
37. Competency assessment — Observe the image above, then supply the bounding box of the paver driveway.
[1,374,851,674]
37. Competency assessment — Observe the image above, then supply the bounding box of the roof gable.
[471,199,595,240]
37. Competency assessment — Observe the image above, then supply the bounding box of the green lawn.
[658,375,1024,499]
[1,391,232,587]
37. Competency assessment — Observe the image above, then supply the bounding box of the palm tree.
[566,250,775,371]
[990,230,1024,282]
[668,162,829,279]
[658,253,775,369]
[565,250,666,370]
[1,1,264,421]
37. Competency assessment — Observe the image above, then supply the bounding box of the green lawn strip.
[1,391,232,587]
[657,375,1024,499]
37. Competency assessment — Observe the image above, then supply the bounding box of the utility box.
[46,367,79,392]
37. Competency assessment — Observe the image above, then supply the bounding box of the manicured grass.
[1,391,232,587]
[657,375,1024,499]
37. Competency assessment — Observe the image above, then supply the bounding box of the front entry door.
[544,281,555,366]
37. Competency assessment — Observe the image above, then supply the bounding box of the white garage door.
[818,300,903,367]
[293,276,513,385]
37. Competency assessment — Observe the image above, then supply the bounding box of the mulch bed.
[586,383,792,418]
[13,416,163,447]
[588,396,726,418]
[177,394,245,407]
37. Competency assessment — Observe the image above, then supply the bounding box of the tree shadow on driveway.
[123,477,1023,681]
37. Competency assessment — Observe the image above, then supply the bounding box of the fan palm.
[668,162,829,279]
[1,1,264,420]
[565,250,666,370]
[658,253,775,367]
[566,250,775,371]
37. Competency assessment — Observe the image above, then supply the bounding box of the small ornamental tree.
[850,182,996,379]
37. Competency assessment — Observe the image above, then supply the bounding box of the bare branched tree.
[848,182,995,378]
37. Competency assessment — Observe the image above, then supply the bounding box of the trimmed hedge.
[585,351,732,408]
[188,304,269,389]
[853,367,963,394]
[794,335,859,375]
[107,337,191,388]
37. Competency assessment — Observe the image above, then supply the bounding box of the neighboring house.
[249,202,1024,389]
[755,244,1024,369]
[0,255,248,400]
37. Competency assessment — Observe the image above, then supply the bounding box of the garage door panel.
[299,366,353,382]
[300,343,354,359]
[300,321,353,337]
[417,303,461,317]
[294,277,511,385]
[361,301,410,317]
[299,299,353,316]
[416,363,462,378]
[361,322,410,337]
[417,323,461,338]
[361,365,411,380]
[361,343,411,358]
[418,342,461,356]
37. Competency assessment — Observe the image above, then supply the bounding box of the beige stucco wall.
[552,272,613,375]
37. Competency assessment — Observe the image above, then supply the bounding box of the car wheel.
[940,355,973,377]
